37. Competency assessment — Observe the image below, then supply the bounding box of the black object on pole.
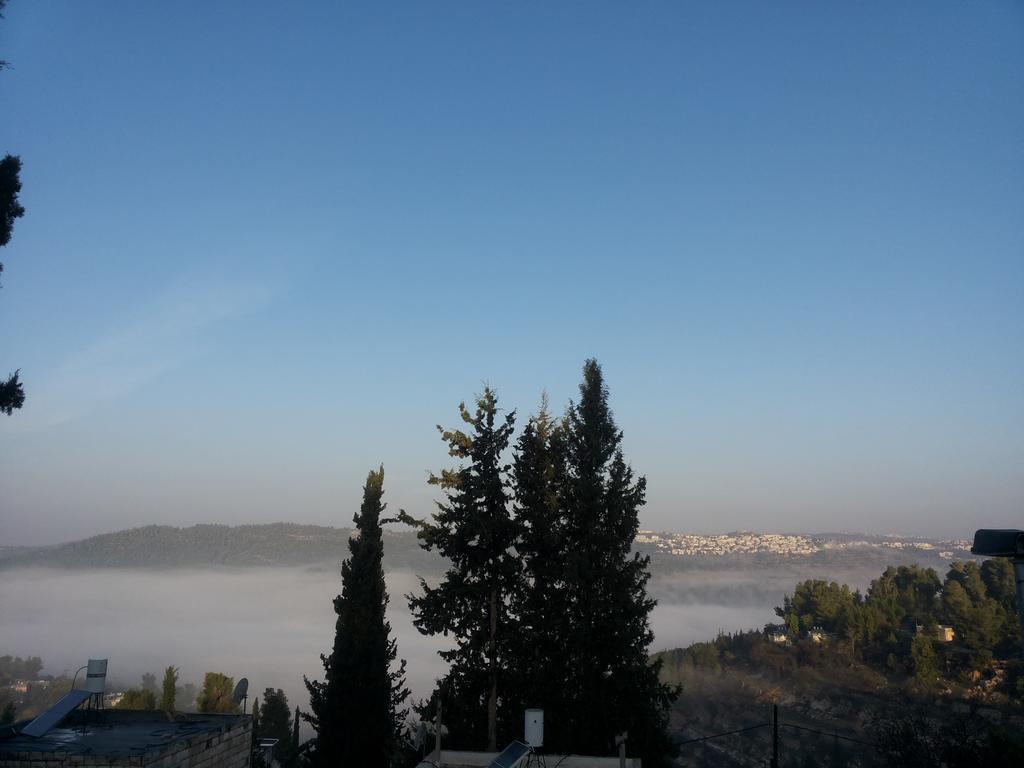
[771,704,779,768]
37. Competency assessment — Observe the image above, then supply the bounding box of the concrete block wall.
[0,720,251,768]
[143,719,251,768]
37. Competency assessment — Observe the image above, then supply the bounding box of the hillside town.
[635,530,973,559]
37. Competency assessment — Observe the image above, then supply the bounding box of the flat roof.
[0,709,249,757]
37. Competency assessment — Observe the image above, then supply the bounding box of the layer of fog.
[0,565,872,719]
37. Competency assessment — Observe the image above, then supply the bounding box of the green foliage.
[116,688,156,710]
[306,467,408,768]
[769,556,1021,700]
[160,666,178,711]
[909,636,937,685]
[407,363,676,765]
[0,655,43,686]
[406,389,518,751]
[258,688,293,764]
[0,669,73,722]
[659,642,722,681]
[551,361,678,767]
[940,562,1005,652]
[980,558,1020,650]
[775,580,855,634]
[508,397,570,742]
[1,701,15,725]
[196,672,237,713]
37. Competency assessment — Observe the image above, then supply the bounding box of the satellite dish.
[232,678,249,710]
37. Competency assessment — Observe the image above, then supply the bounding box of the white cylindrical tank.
[524,708,544,748]
[85,659,108,693]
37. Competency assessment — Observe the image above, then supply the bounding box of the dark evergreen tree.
[404,388,518,750]
[508,398,573,739]
[251,697,264,768]
[292,704,300,756]
[0,154,25,415]
[556,360,677,766]
[259,688,293,764]
[0,154,22,250]
[159,666,178,712]
[305,467,408,768]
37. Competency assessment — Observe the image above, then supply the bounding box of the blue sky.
[1,1,1021,544]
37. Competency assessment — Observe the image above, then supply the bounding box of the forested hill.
[0,523,443,571]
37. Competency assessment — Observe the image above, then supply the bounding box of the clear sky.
[1,1,1021,545]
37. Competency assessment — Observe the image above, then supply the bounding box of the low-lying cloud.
[0,566,814,720]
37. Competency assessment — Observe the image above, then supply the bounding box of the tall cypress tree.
[159,666,178,712]
[306,467,408,768]
[404,388,518,750]
[557,360,677,766]
[251,697,262,768]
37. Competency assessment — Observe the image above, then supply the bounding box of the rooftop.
[0,709,249,758]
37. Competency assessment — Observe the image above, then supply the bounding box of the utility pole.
[615,730,628,768]
[433,699,442,761]
[771,704,779,768]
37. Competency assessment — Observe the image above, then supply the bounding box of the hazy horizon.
[0,518,979,550]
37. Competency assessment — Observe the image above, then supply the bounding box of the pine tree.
[305,467,408,768]
[404,388,518,750]
[292,704,300,756]
[508,397,573,738]
[557,360,677,766]
[160,666,178,712]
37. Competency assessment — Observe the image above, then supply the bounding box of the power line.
[780,721,875,748]
[676,722,770,746]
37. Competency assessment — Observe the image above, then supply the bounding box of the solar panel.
[488,740,531,768]
[21,689,91,737]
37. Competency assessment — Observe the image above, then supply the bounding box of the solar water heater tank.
[85,659,108,694]
[524,708,543,748]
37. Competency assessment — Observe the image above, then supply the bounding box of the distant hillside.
[0,523,969,592]
[0,523,443,572]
